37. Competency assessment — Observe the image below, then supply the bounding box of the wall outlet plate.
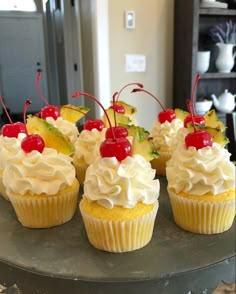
[125,54,146,72]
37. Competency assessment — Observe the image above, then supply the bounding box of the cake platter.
[0,176,235,294]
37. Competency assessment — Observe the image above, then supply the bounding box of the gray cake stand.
[0,176,235,294]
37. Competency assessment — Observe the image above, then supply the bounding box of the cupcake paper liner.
[151,151,172,176]
[9,179,80,228]
[80,202,158,252]
[73,156,88,185]
[168,189,235,234]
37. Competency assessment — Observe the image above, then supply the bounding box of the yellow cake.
[166,142,235,234]
[3,148,79,228]
[80,154,160,252]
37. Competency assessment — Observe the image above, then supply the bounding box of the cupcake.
[3,147,79,228]
[166,141,235,234]
[149,116,184,176]
[0,133,26,200]
[72,127,106,185]
[80,153,160,252]
[130,87,188,176]
[71,90,159,251]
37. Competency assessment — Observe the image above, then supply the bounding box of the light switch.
[125,11,135,29]
[125,54,146,72]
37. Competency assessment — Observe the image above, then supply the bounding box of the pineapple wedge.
[204,109,225,132]
[102,108,131,127]
[124,124,149,138]
[26,115,75,155]
[60,104,90,123]
[132,126,159,161]
[115,100,137,115]
[187,123,229,147]
[175,108,189,121]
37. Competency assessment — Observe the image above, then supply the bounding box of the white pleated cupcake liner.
[80,202,159,252]
[151,151,172,176]
[9,181,79,228]
[168,189,235,234]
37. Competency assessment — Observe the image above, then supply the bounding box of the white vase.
[197,51,211,74]
[215,43,236,73]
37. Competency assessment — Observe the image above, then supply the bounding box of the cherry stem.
[112,92,118,127]
[72,92,116,140]
[187,99,197,132]
[191,74,200,116]
[116,83,143,102]
[131,88,166,112]
[0,96,13,124]
[36,73,49,106]
[23,99,32,136]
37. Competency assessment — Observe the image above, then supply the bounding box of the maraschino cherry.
[105,126,128,139]
[131,88,176,123]
[0,96,27,138]
[184,74,205,128]
[84,119,105,131]
[185,100,212,150]
[72,92,105,131]
[105,88,129,139]
[36,73,60,120]
[21,99,45,153]
[110,82,143,114]
[72,91,132,161]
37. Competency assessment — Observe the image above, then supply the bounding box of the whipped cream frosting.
[73,128,106,165]
[3,148,76,196]
[0,133,26,170]
[46,117,79,143]
[83,154,160,209]
[150,118,183,152]
[166,143,235,195]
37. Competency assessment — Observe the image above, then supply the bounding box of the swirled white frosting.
[3,148,76,196]
[166,143,235,195]
[175,127,189,146]
[73,128,106,165]
[150,118,183,152]
[83,154,160,209]
[0,133,26,170]
[46,117,79,143]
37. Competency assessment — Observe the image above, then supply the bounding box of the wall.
[79,0,174,130]
[109,0,174,130]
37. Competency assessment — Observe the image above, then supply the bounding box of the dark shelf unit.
[173,0,236,110]
[200,8,236,15]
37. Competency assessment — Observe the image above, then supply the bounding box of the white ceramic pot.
[197,51,211,74]
[215,43,236,73]
[195,100,213,115]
